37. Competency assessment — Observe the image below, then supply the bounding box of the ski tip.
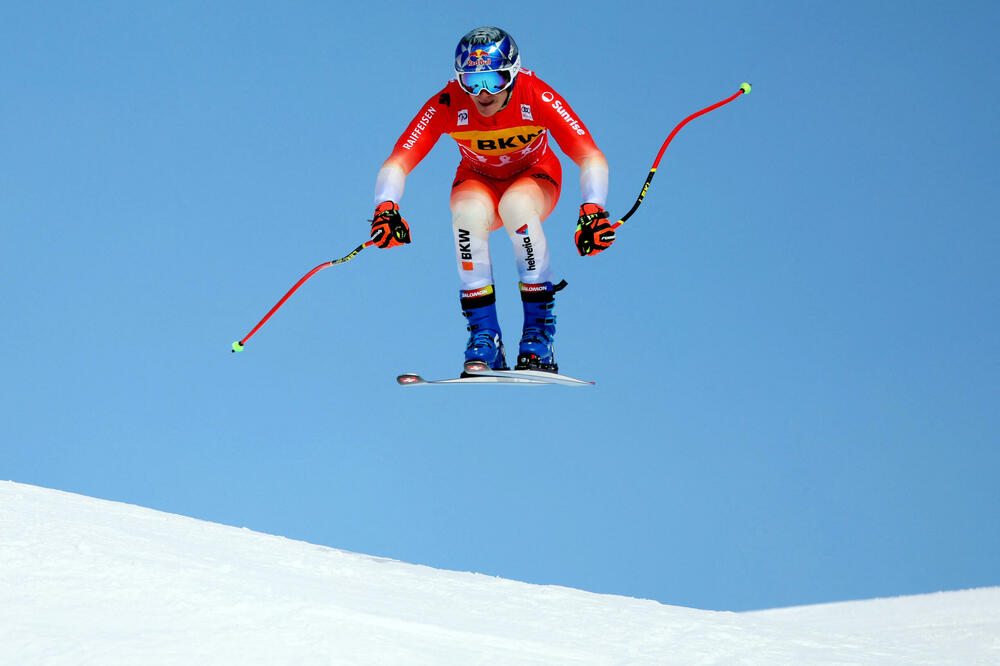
[396,373,426,386]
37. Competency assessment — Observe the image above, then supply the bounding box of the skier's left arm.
[538,88,615,256]
[574,154,614,257]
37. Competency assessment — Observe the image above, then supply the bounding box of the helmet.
[454,26,521,95]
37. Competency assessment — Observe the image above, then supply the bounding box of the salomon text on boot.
[460,285,508,373]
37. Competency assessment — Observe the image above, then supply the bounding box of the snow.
[1,480,997,665]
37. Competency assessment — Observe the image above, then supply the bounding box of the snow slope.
[1,481,996,665]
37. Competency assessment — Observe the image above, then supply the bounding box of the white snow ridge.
[1,481,996,665]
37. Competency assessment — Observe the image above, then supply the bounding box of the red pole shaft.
[650,88,744,171]
[612,84,749,229]
[233,240,374,351]
[236,262,331,348]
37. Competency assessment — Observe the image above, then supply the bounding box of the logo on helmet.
[465,48,496,69]
[456,27,517,72]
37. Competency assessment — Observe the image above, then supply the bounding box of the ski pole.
[231,240,375,352]
[613,82,751,229]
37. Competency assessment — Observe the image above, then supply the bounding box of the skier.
[370,26,616,373]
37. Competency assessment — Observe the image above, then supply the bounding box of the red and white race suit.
[375,69,608,289]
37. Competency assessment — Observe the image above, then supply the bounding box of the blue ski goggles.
[456,68,516,95]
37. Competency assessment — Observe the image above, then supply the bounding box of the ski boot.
[460,285,508,372]
[515,280,565,373]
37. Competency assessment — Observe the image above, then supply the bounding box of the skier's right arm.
[370,90,449,249]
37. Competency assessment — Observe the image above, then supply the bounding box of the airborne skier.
[370,26,616,375]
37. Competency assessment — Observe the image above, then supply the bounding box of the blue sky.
[3,1,997,611]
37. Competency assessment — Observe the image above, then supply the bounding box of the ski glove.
[575,203,615,256]
[371,201,411,249]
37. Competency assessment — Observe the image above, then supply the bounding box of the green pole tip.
[740,82,752,95]
[232,341,244,353]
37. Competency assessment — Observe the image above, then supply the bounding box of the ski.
[396,363,595,387]
[396,372,550,386]
[462,360,595,386]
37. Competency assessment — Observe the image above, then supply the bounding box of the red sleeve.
[383,86,451,174]
[531,75,603,166]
